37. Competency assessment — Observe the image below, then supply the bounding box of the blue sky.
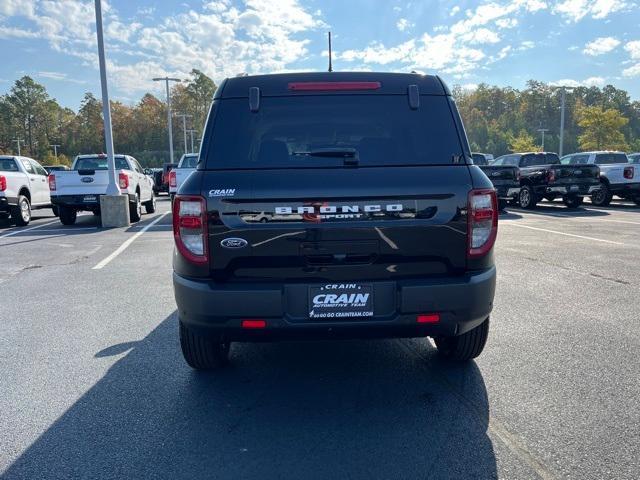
[1,0,639,109]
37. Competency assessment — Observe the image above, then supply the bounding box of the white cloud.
[450,6,461,16]
[396,18,414,32]
[551,77,607,87]
[583,36,620,56]
[554,0,629,22]
[622,64,640,77]
[519,40,535,50]
[0,0,326,95]
[625,40,640,60]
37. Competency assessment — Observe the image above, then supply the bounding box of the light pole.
[94,0,119,197]
[558,86,574,157]
[50,144,61,159]
[537,128,549,151]
[187,129,196,153]
[12,137,23,156]
[176,114,192,156]
[153,76,181,163]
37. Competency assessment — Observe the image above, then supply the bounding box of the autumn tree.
[576,106,629,151]
[509,130,539,152]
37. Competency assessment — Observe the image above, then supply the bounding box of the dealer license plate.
[308,284,374,319]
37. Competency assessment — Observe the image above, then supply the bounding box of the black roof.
[217,72,449,98]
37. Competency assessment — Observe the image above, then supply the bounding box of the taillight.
[48,174,56,191]
[546,170,556,183]
[624,166,634,179]
[0,175,6,192]
[173,195,208,264]
[169,170,177,188]
[118,172,129,189]
[468,189,498,258]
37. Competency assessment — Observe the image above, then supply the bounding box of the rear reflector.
[288,81,381,91]
[242,319,266,329]
[417,314,440,324]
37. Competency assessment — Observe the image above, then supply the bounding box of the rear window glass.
[561,154,590,165]
[0,159,19,172]
[178,155,199,168]
[74,156,129,170]
[629,154,640,164]
[521,153,559,167]
[204,95,463,169]
[595,153,627,165]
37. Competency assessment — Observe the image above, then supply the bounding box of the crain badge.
[220,237,248,249]
[209,188,236,197]
[81,177,94,183]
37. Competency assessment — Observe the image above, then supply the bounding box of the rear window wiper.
[292,148,358,165]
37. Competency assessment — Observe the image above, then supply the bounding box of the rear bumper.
[539,184,600,196]
[0,195,18,212]
[51,193,135,209]
[173,267,496,341]
[495,185,520,199]
[609,182,640,194]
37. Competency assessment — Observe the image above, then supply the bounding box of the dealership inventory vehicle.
[169,153,199,198]
[561,151,638,206]
[172,72,497,370]
[493,152,600,208]
[473,152,519,210]
[0,156,52,225]
[49,154,156,225]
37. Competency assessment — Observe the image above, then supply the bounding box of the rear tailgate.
[52,170,118,197]
[174,168,195,192]
[551,164,600,189]
[479,166,518,184]
[205,165,472,282]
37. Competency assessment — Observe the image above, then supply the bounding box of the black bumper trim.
[173,267,496,341]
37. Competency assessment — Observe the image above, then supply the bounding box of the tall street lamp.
[153,76,181,163]
[537,128,549,151]
[176,114,192,156]
[558,86,575,157]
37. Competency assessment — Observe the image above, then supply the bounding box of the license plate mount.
[308,284,374,320]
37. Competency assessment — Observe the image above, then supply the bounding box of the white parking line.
[0,220,60,239]
[92,213,169,270]
[503,223,627,245]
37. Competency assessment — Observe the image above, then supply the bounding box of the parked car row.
[472,150,640,209]
[1,153,159,226]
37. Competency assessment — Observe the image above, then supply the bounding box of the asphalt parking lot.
[1,197,638,480]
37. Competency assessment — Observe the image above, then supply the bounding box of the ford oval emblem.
[574,169,582,175]
[221,237,248,249]
[81,176,94,183]
[491,171,501,177]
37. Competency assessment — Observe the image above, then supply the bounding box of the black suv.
[172,72,497,369]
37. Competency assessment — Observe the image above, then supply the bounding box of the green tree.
[509,130,538,152]
[576,106,629,151]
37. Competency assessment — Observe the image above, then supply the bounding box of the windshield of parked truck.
[74,156,130,171]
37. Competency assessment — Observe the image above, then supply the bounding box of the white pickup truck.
[49,154,156,225]
[560,151,639,206]
[169,153,199,198]
[0,155,52,225]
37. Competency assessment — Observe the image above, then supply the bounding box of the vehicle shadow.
[512,203,611,218]
[3,313,498,480]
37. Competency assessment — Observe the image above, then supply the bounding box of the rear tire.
[179,321,230,370]
[129,193,142,223]
[563,195,583,208]
[591,182,612,206]
[434,318,490,361]
[59,206,77,225]
[519,185,537,209]
[144,194,157,214]
[11,195,31,226]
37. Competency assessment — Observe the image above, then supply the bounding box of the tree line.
[1,73,639,168]
[453,81,640,155]
[0,69,216,167]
